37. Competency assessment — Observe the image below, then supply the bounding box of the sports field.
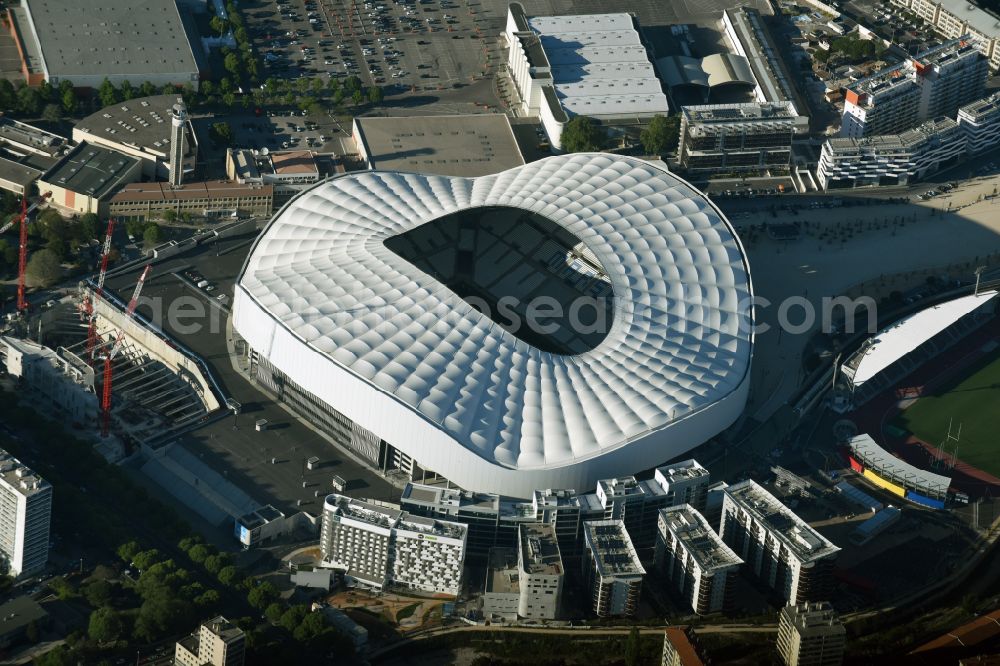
[895,346,1000,478]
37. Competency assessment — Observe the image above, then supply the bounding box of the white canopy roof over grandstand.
[526,12,669,120]
[234,153,752,497]
[848,434,952,495]
[846,290,998,387]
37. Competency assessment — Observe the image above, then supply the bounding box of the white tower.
[169,99,188,187]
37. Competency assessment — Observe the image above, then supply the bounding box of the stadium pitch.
[895,345,1000,478]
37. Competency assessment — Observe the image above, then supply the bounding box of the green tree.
[624,626,640,666]
[224,52,242,78]
[560,116,605,153]
[119,80,134,101]
[45,237,65,261]
[139,81,157,98]
[42,103,61,123]
[279,604,308,632]
[351,89,364,107]
[47,577,75,600]
[35,645,74,666]
[142,223,162,245]
[218,565,241,587]
[222,91,236,108]
[327,78,342,95]
[117,540,141,563]
[367,86,384,105]
[16,85,43,116]
[187,543,210,564]
[60,87,77,115]
[132,548,161,572]
[195,589,221,608]
[25,248,62,287]
[210,15,229,36]
[210,121,233,146]
[83,579,113,608]
[640,114,680,156]
[203,554,227,575]
[247,581,278,610]
[88,607,123,643]
[0,79,15,110]
[98,78,118,108]
[25,619,39,643]
[161,209,178,223]
[78,212,99,241]
[265,602,285,624]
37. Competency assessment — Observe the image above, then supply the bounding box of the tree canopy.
[560,116,606,153]
[25,248,62,287]
[640,114,681,156]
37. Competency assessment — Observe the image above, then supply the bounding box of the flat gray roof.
[75,95,192,156]
[40,142,140,199]
[23,0,198,78]
[356,115,525,177]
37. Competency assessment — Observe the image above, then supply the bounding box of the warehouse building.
[722,7,803,108]
[678,101,806,175]
[352,115,524,177]
[655,505,742,615]
[7,0,200,90]
[36,142,142,216]
[108,180,274,221]
[582,520,645,618]
[0,116,68,196]
[74,95,198,181]
[721,480,839,605]
[503,3,669,150]
[320,494,467,596]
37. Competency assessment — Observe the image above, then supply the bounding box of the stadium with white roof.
[233,153,753,498]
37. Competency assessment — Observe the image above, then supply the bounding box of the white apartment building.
[400,459,712,558]
[320,494,467,596]
[818,116,966,189]
[174,616,246,666]
[720,480,840,605]
[582,520,645,617]
[0,450,51,578]
[517,523,564,620]
[891,0,1000,70]
[957,90,1000,154]
[654,505,743,615]
[777,602,846,666]
[841,37,987,138]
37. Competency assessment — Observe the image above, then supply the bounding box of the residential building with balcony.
[582,519,645,617]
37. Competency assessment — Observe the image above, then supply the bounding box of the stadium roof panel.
[845,290,998,386]
[848,434,952,493]
[234,154,752,497]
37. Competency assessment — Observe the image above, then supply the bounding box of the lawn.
[895,346,1000,477]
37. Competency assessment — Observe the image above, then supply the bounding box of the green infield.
[895,345,1000,478]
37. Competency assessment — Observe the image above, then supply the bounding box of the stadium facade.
[233,153,753,498]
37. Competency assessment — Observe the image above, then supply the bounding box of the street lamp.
[227,398,242,430]
[974,265,986,295]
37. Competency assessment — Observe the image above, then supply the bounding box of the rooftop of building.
[960,90,1000,120]
[519,523,563,576]
[910,608,1000,655]
[202,616,244,642]
[724,7,797,104]
[0,595,47,637]
[0,116,66,156]
[664,626,705,666]
[682,101,801,123]
[848,434,953,494]
[583,519,645,579]
[354,114,524,177]
[40,142,139,199]
[109,179,273,203]
[21,0,198,77]
[269,150,319,175]
[724,480,840,563]
[914,35,983,67]
[486,547,520,594]
[396,513,467,540]
[936,0,1000,36]
[655,459,710,485]
[533,488,580,510]
[75,95,192,156]
[660,505,742,573]
[781,602,846,634]
[325,493,402,529]
[846,61,915,98]
[236,504,285,529]
[402,482,501,514]
[0,156,48,189]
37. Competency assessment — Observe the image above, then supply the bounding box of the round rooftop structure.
[233,153,754,497]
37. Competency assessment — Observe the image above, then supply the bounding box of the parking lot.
[244,0,495,91]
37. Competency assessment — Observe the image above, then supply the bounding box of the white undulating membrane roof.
[235,154,752,495]
[849,290,998,386]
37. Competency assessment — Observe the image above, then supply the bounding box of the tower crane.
[85,218,117,359]
[99,264,151,438]
[0,192,52,312]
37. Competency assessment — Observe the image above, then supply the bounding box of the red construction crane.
[0,192,52,312]
[85,218,117,359]
[100,264,151,438]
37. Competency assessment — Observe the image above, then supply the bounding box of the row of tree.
[559,114,681,156]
